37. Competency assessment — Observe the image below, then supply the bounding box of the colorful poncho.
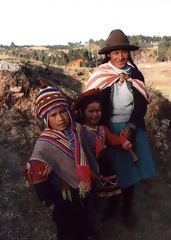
[82,125,122,198]
[30,123,92,197]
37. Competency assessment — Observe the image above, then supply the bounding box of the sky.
[1,0,171,46]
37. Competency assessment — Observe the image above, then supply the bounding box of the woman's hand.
[120,127,132,139]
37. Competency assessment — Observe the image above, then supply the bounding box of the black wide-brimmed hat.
[98,29,139,54]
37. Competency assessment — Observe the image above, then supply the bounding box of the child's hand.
[119,136,132,151]
[120,127,132,139]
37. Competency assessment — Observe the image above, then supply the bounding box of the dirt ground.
[1,141,171,240]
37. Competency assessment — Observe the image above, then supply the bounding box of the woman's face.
[109,50,129,69]
[84,102,102,128]
[48,107,69,131]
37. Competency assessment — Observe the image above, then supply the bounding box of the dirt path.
[101,176,171,240]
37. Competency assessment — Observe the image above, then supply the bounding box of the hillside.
[0,43,162,69]
[0,59,171,240]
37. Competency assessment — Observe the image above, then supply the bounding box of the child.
[73,88,132,235]
[25,86,96,240]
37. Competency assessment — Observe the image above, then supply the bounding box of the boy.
[25,86,94,240]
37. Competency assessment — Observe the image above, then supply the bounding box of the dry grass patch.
[139,62,171,100]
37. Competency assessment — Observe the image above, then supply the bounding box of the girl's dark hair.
[75,95,103,124]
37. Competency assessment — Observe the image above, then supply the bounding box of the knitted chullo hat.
[35,86,68,121]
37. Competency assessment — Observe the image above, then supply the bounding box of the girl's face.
[109,50,129,69]
[48,107,69,131]
[84,102,102,128]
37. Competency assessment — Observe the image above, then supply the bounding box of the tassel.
[62,189,67,200]
[67,189,72,202]
[76,165,92,198]
[78,181,91,198]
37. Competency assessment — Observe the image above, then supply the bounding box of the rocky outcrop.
[0,72,39,155]
[0,61,84,150]
[0,60,21,72]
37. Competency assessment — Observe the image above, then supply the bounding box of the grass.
[140,61,171,100]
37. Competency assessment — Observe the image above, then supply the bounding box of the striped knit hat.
[35,86,68,120]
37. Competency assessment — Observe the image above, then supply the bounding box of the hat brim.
[74,89,101,110]
[98,44,139,54]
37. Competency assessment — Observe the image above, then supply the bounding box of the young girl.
[74,88,132,235]
[25,86,96,240]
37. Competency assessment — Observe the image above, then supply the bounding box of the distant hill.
[1,35,171,67]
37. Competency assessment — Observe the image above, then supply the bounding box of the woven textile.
[84,62,150,103]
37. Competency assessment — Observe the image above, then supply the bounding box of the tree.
[10,41,16,49]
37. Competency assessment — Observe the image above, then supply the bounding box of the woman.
[84,29,156,225]
[25,86,95,240]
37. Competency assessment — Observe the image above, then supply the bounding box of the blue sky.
[1,0,171,45]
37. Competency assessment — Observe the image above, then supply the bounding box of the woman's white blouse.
[111,81,134,123]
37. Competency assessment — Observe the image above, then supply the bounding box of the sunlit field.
[139,62,171,100]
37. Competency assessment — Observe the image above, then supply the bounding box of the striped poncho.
[84,61,150,103]
[29,123,92,191]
